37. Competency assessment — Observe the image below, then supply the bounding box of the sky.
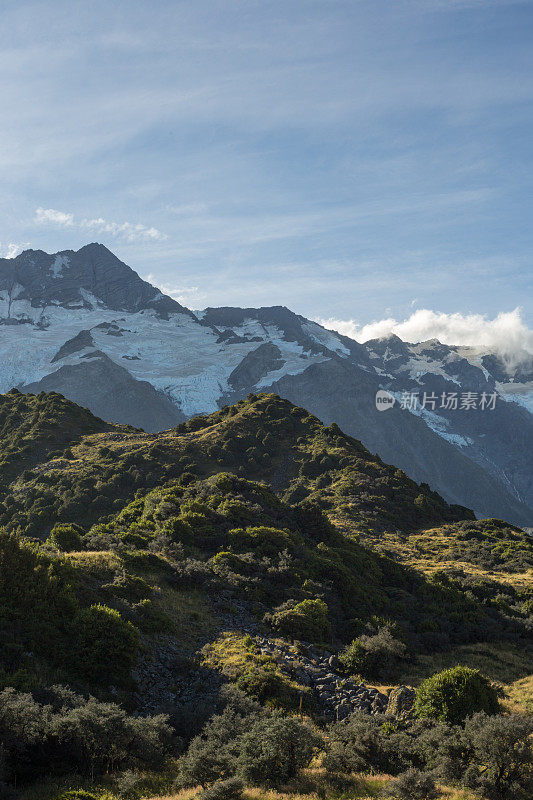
[1,0,532,345]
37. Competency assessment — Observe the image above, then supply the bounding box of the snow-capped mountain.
[1,243,531,527]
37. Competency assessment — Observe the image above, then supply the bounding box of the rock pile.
[132,628,414,722]
[253,636,390,719]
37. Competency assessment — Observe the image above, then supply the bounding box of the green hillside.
[0,391,470,536]
[0,390,530,800]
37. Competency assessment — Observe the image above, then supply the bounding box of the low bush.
[268,598,330,642]
[339,626,406,680]
[415,665,499,724]
[237,712,320,787]
[47,522,84,552]
[386,768,438,800]
[198,777,244,800]
[73,604,139,685]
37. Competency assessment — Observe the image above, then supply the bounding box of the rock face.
[51,329,94,362]
[228,343,284,391]
[22,351,184,432]
[386,685,416,719]
[1,243,532,525]
[0,243,189,315]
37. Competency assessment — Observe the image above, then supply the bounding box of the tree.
[179,705,260,787]
[237,712,320,786]
[324,713,407,775]
[460,713,533,800]
[415,666,499,724]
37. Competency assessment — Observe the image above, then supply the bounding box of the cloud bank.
[318,308,533,355]
[35,207,167,243]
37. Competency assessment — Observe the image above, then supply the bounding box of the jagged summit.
[0,243,190,315]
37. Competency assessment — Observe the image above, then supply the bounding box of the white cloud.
[0,242,30,258]
[318,308,533,355]
[81,216,167,242]
[143,273,203,307]
[35,207,74,226]
[34,207,167,243]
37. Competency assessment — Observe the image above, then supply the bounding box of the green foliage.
[198,777,244,800]
[0,531,78,681]
[415,665,499,724]
[340,626,406,680]
[0,390,110,494]
[47,523,84,552]
[0,392,469,538]
[202,633,310,710]
[324,713,411,775]
[325,711,533,800]
[386,769,438,800]
[0,684,172,785]
[459,712,533,800]
[237,712,320,786]
[268,598,330,642]
[179,704,259,787]
[73,604,139,685]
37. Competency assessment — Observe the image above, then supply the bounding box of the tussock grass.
[402,641,533,687]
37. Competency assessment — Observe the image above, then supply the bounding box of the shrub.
[198,777,244,800]
[268,598,330,642]
[179,706,258,787]
[73,604,139,685]
[339,626,406,680]
[55,699,171,775]
[47,523,84,552]
[324,713,408,775]
[237,712,320,786]
[459,713,533,800]
[0,685,172,785]
[415,666,499,724]
[386,768,438,800]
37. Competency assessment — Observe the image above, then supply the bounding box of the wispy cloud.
[143,273,204,307]
[319,308,533,355]
[34,207,167,243]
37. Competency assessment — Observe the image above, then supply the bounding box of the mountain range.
[0,243,531,526]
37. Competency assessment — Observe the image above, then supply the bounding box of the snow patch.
[49,255,70,278]
[389,390,473,448]
[301,321,350,356]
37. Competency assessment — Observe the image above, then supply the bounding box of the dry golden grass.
[401,641,533,685]
[155,586,219,646]
[504,673,533,713]
[66,549,122,572]
[145,769,479,800]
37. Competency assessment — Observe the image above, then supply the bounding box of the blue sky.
[1,0,532,339]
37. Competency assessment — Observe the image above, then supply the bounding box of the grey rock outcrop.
[22,351,184,432]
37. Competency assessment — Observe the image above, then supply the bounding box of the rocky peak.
[0,243,193,317]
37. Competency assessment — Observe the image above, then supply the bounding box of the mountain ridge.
[0,243,531,526]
